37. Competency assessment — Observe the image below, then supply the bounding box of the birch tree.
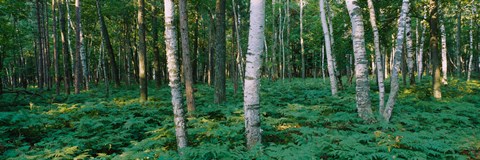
[244,0,265,149]
[367,0,385,114]
[164,0,187,150]
[346,0,375,123]
[383,0,409,122]
[96,0,120,87]
[417,6,427,82]
[406,16,415,85]
[440,19,448,84]
[319,0,337,96]
[467,0,475,81]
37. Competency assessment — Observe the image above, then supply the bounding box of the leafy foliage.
[1,79,480,159]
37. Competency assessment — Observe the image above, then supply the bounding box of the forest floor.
[1,78,480,159]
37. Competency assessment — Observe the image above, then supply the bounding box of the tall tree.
[319,0,337,96]
[417,6,427,82]
[455,1,461,77]
[430,0,442,99]
[179,0,196,112]
[467,0,475,81]
[138,0,147,102]
[53,0,60,94]
[96,0,120,87]
[300,0,305,79]
[151,4,162,88]
[367,0,385,114]
[346,0,375,123]
[244,0,265,149]
[214,0,226,104]
[35,0,45,90]
[440,18,448,84]
[383,0,409,122]
[406,16,415,85]
[164,0,188,150]
[59,0,71,95]
[74,0,83,94]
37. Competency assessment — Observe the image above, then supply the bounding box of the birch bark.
[367,0,385,114]
[244,0,265,149]
[346,0,375,123]
[164,0,188,149]
[319,0,337,96]
[383,0,409,122]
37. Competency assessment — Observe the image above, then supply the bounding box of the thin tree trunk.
[101,41,109,97]
[467,1,475,81]
[430,0,442,99]
[322,44,325,82]
[383,0,409,122]
[74,0,83,94]
[300,0,305,79]
[59,0,71,95]
[138,0,147,102]
[43,0,51,90]
[367,0,385,115]
[417,7,427,82]
[455,1,461,77]
[244,0,265,149]
[35,0,45,90]
[164,0,188,150]
[179,0,196,113]
[406,16,415,85]
[96,0,120,87]
[440,19,448,84]
[346,0,375,123]
[53,0,60,94]
[208,14,215,86]
[152,4,162,88]
[319,0,337,96]
[214,0,227,104]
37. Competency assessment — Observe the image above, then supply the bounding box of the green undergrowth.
[1,78,480,159]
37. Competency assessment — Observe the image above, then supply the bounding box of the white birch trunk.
[319,0,337,96]
[384,0,409,122]
[406,16,415,85]
[367,0,385,114]
[417,6,427,82]
[440,19,448,84]
[164,0,187,150]
[244,0,265,149]
[346,0,375,123]
[467,1,475,81]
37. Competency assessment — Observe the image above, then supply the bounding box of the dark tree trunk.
[74,0,83,94]
[152,5,162,88]
[180,0,196,112]
[138,0,148,102]
[35,0,45,90]
[96,0,120,87]
[59,0,71,95]
[430,0,442,99]
[214,0,226,104]
[53,0,60,94]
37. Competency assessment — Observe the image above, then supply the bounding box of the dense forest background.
[1,0,480,159]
